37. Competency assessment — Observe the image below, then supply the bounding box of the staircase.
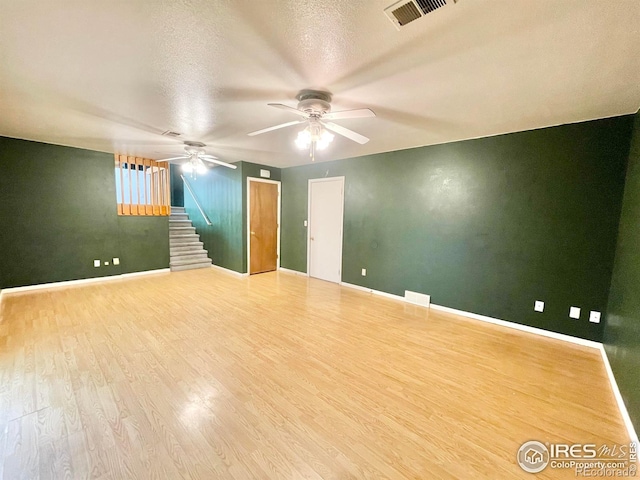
[169,207,213,272]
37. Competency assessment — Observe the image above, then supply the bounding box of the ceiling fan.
[157,141,237,176]
[247,90,376,161]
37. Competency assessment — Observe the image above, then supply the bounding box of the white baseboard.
[338,281,640,444]
[210,264,248,277]
[278,267,309,277]
[340,281,410,302]
[1,268,171,295]
[599,345,639,446]
[341,282,599,349]
[429,303,602,350]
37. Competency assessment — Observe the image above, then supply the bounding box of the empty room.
[1,1,639,479]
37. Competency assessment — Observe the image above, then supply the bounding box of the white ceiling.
[1,0,638,168]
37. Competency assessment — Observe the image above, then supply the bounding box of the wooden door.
[308,177,344,283]
[249,181,279,274]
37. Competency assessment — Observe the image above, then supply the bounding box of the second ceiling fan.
[248,90,376,161]
[157,141,237,177]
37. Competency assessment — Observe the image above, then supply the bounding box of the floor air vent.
[404,290,431,307]
[384,0,456,29]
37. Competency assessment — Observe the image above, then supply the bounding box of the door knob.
[310,236,314,241]
[251,231,256,235]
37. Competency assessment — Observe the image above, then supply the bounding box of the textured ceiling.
[0,0,639,168]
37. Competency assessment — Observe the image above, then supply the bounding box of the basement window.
[114,155,170,216]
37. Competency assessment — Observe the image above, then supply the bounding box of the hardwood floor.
[0,269,630,479]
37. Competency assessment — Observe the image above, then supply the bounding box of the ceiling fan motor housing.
[296,90,332,116]
[183,141,206,157]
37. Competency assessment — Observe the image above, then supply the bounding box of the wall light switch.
[93,260,100,268]
[569,306,581,319]
[589,311,601,323]
[113,258,120,266]
[104,261,110,266]
[361,268,367,276]
[534,301,544,312]
[304,220,308,227]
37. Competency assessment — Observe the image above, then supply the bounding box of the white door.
[308,177,344,283]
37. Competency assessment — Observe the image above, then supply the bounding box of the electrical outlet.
[569,306,581,319]
[93,260,100,268]
[589,311,601,323]
[104,261,110,266]
[534,301,544,312]
[113,257,120,266]
[361,268,367,276]
[304,220,308,227]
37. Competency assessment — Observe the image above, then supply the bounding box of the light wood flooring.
[0,268,630,479]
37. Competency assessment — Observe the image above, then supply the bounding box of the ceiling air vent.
[384,0,457,29]
[416,0,446,14]
[161,130,182,138]
[389,2,421,26]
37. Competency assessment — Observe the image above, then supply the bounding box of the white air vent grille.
[391,2,421,26]
[162,130,182,137]
[404,290,431,307]
[384,0,457,29]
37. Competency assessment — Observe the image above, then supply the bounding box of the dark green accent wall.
[183,164,244,273]
[0,136,169,289]
[170,164,184,207]
[116,216,170,273]
[604,111,640,433]
[281,116,634,341]
[183,161,281,274]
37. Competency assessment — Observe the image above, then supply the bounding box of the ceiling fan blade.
[200,157,238,169]
[247,120,305,137]
[323,122,370,145]
[267,103,309,118]
[156,156,189,163]
[200,154,219,160]
[323,108,376,120]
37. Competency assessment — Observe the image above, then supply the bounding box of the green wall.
[604,111,640,433]
[0,136,169,289]
[183,164,244,273]
[281,116,634,341]
[183,161,281,274]
[170,164,184,207]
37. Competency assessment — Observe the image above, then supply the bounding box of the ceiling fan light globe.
[196,163,207,174]
[182,162,193,172]
[321,130,334,144]
[295,129,312,149]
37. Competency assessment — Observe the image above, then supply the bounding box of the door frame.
[247,177,281,274]
[307,176,345,282]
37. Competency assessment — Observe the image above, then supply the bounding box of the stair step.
[171,261,212,272]
[170,241,203,249]
[170,234,201,244]
[171,206,185,213]
[170,228,196,236]
[170,252,212,264]
[170,213,189,219]
[171,253,210,264]
[170,244,206,254]
[169,219,192,226]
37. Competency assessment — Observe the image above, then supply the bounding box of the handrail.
[181,174,212,226]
